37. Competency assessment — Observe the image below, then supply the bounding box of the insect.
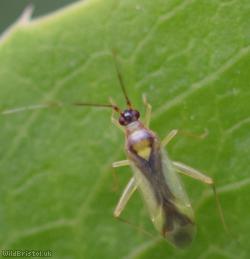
[2,51,226,248]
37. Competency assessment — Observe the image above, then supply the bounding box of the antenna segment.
[112,49,132,108]
[73,102,121,113]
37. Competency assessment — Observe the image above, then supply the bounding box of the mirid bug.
[1,51,226,248]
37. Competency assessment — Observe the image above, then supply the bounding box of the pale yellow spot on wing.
[137,147,151,160]
[132,139,151,160]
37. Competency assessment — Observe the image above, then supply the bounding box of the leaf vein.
[224,116,250,136]
[153,45,250,119]
[1,218,75,250]
[130,0,194,61]
[1,50,109,164]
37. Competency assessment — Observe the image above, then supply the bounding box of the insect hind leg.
[113,177,137,217]
[113,177,154,238]
[172,161,228,232]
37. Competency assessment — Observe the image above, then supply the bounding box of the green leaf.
[1,0,250,258]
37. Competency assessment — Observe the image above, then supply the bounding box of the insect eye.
[133,110,140,119]
[119,116,127,126]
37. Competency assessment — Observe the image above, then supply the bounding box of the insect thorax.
[126,123,155,161]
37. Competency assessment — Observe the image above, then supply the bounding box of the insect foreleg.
[111,109,124,132]
[172,161,228,232]
[142,94,152,128]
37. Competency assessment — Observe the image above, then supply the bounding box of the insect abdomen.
[162,203,195,248]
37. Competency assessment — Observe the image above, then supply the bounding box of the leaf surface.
[0,0,250,258]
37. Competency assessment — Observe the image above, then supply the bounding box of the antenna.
[112,49,132,108]
[1,101,62,115]
[73,102,121,113]
[1,101,121,116]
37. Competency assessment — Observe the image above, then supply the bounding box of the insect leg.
[162,129,209,148]
[111,109,124,132]
[113,177,138,217]
[142,94,152,128]
[172,161,213,184]
[111,160,130,192]
[113,175,154,238]
[161,129,179,147]
[172,161,228,232]
[112,160,130,168]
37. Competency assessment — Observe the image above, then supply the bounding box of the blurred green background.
[0,0,78,33]
[0,0,249,258]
